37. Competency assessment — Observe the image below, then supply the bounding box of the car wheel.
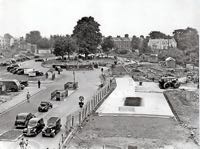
[173,82,180,88]
[164,82,170,89]
[51,132,55,137]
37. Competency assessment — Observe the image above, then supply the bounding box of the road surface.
[0,60,102,149]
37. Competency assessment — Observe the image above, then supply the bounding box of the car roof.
[17,113,30,116]
[47,117,60,123]
[41,101,49,104]
[29,117,42,122]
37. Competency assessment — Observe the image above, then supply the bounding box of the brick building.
[112,35,131,50]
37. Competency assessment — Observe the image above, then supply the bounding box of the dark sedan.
[38,101,53,112]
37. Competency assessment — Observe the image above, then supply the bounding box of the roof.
[47,117,59,125]
[29,117,41,121]
[17,113,29,116]
[165,57,175,61]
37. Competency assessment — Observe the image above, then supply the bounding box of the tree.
[53,35,78,60]
[149,31,167,39]
[25,31,42,44]
[37,38,51,49]
[63,35,78,59]
[101,36,114,57]
[131,35,140,50]
[72,16,102,58]
[173,27,199,51]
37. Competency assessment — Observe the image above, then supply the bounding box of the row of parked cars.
[0,56,30,66]
[7,64,44,76]
[15,101,61,137]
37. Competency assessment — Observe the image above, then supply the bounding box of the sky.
[0,0,199,38]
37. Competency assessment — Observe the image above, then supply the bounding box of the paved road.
[0,60,102,149]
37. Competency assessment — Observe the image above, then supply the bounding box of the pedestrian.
[19,137,26,149]
[25,139,29,148]
[26,92,30,103]
[45,72,48,79]
[38,80,41,88]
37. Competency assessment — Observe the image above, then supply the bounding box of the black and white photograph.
[0,0,199,148]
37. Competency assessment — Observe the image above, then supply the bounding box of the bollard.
[139,81,143,86]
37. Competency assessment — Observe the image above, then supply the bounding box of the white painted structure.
[97,76,174,118]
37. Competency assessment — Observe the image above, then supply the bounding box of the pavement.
[0,86,45,115]
[97,76,174,118]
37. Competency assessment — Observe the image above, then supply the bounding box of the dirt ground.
[164,89,199,142]
[68,115,198,149]
[67,62,199,149]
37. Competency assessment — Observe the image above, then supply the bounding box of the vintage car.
[23,117,45,136]
[19,80,29,87]
[38,101,53,112]
[15,113,35,128]
[42,117,62,137]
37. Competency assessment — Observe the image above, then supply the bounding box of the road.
[0,59,102,149]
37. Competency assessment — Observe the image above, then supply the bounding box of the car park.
[38,101,53,112]
[15,113,35,128]
[42,117,62,137]
[23,117,45,136]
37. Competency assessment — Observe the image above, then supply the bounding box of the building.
[36,49,52,54]
[165,57,176,68]
[148,38,177,50]
[112,35,131,50]
[0,36,6,49]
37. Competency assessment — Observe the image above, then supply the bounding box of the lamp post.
[73,70,75,84]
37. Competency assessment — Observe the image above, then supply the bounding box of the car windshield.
[28,120,37,127]
[17,115,26,120]
[41,102,47,106]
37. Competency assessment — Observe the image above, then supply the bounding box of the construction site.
[65,59,199,149]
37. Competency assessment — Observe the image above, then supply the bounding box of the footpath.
[0,86,45,115]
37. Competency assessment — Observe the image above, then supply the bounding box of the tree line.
[25,16,198,65]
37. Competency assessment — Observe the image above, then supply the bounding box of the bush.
[116,49,128,55]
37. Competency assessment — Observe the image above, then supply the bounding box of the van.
[0,79,24,92]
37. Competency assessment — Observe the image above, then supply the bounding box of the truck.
[0,79,25,92]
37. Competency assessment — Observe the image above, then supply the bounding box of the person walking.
[26,92,30,103]
[38,80,41,88]
[19,137,26,149]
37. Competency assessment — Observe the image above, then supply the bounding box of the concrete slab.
[97,76,174,118]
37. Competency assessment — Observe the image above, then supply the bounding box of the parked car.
[19,80,29,87]
[10,67,19,73]
[55,66,63,72]
[38,101,53,112]
[0,79,25,92]
[16,69,24,75]
[42,117,62,137]
[23,117,45,136]
[7,64,19,71]
[15,113,35,128]
[35,58,45,62]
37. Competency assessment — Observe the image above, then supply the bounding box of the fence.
[60,79,113,149]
